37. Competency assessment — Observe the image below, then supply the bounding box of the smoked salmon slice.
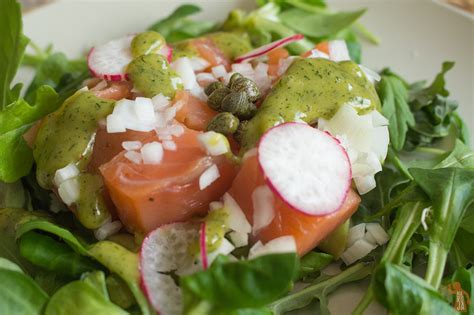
[99,125,238,234]
[228,155,360,256]
[174,90,218,131]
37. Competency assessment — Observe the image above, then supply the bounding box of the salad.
[0,0,472,314]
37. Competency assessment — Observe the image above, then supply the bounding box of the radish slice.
[88,35,172,81]
[140,222,200,315]
[234,34,304,63]
[88,35,134,81]
[200,222,208,269]
[258,123,351,216]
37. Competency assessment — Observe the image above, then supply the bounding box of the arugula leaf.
[24,52,87,103]
[15,218,152,315]
[279,8,365,38]
[19,231,101,277]
[410,167,474,288]
[0,258,49,315]
[181,254,298,313]
[148,4,216,42]
[298,251,333,281]
[373,262,456,315]
[0,0,29,109]
[269,262,373,315]
[44,271,128,315]
[377,73,415,151]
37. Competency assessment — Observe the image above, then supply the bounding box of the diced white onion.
[196,73,218,85]
[307,49,330,59]
[141,142,164,165]
[228,231,249,248]
[340,239,377,265]
[359,64,381,84]
[189,57,210,72]
[347,223,366,247]
[58,178,79,206]
[134,97,156,122]
[211,65,227,79]
[94,220,122,241]
[209,201,224,212]
[172,57,198,90]
[252,185,275,234]
[231,63,254,77]
[223,193,252,234]
[365,223,390,245]
[54,163,79,187]
[162,140,177,151]
[151,94,170,111]
[364,231,377,245]
[353,176,377,195]
[197,131,229,156]
[106,114,126,133]
[249,236,297,259]
[122,141,142,151]
[124,150,142,164]
[199,164,220,190]
[206,238,235,265]
[329,40,351,62]
[169,124,184,137]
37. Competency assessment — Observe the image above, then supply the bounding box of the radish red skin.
[234,34,304,63]
[200,222,208,270]
[257,122,352,217]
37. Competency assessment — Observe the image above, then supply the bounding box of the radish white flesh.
[258,123,351,216]
[140,222,200,315]
[235,34,304,63]
[88,35,134,81]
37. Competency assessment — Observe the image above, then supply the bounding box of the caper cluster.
[204,73,260,137]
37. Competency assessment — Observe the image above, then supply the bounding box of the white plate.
[19,1,474,314]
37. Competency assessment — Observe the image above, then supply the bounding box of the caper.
[230,77,260,102]
[238,102,257,120]
[204,81,224,96]
[227,72,244,88]
[207,87,231,111]
[221,91,257,120]
[233,120,249,143]
[207,112,240,135]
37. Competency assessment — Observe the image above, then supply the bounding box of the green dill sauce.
[241,58,381,150]
[34,91,115,189]
[127,54,182,98]
[207,32,252,59]
[131,31,166,58]
[172,32,252,61]
[75,173,110,229]
[205,209,229,252]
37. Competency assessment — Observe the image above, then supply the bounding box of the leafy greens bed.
[0,0,472,314]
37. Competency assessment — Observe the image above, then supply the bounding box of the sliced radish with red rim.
[234,34,304,63]
[88,35,172,82]
[139,222,200,315]
[257,122,351,216]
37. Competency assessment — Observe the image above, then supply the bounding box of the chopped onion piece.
[199,164,220,190]
[340,239,376,265]
[170,124,185,137]
[151,94,170,111]
[124,150,142,164]
[94,220,122,241]
[197,131,230,156]
[141,142,164,165]
[252,185,275,234]
[134,97,156,122]
[347,223,366,247]
[366,223,390,245]
[209,201,224,212]
[196,73,217,85]
[364,231,377,245]
[122,141,142,151]
[172,57,198,90]
[359,64,381,83]
[329,40,351,62]
[223,193,252,234]
[231,63,254,77]
[54,163,79,187]
[58,178,79,206]
[206,238,235,265]
[211,65,227,79]
[106,114,126,133]
[354,175,377,195]
[162,140,177,151]
[307,49,330,59]
[249,236,297,259]
[228,231,249,248]
[189,57,210,72]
